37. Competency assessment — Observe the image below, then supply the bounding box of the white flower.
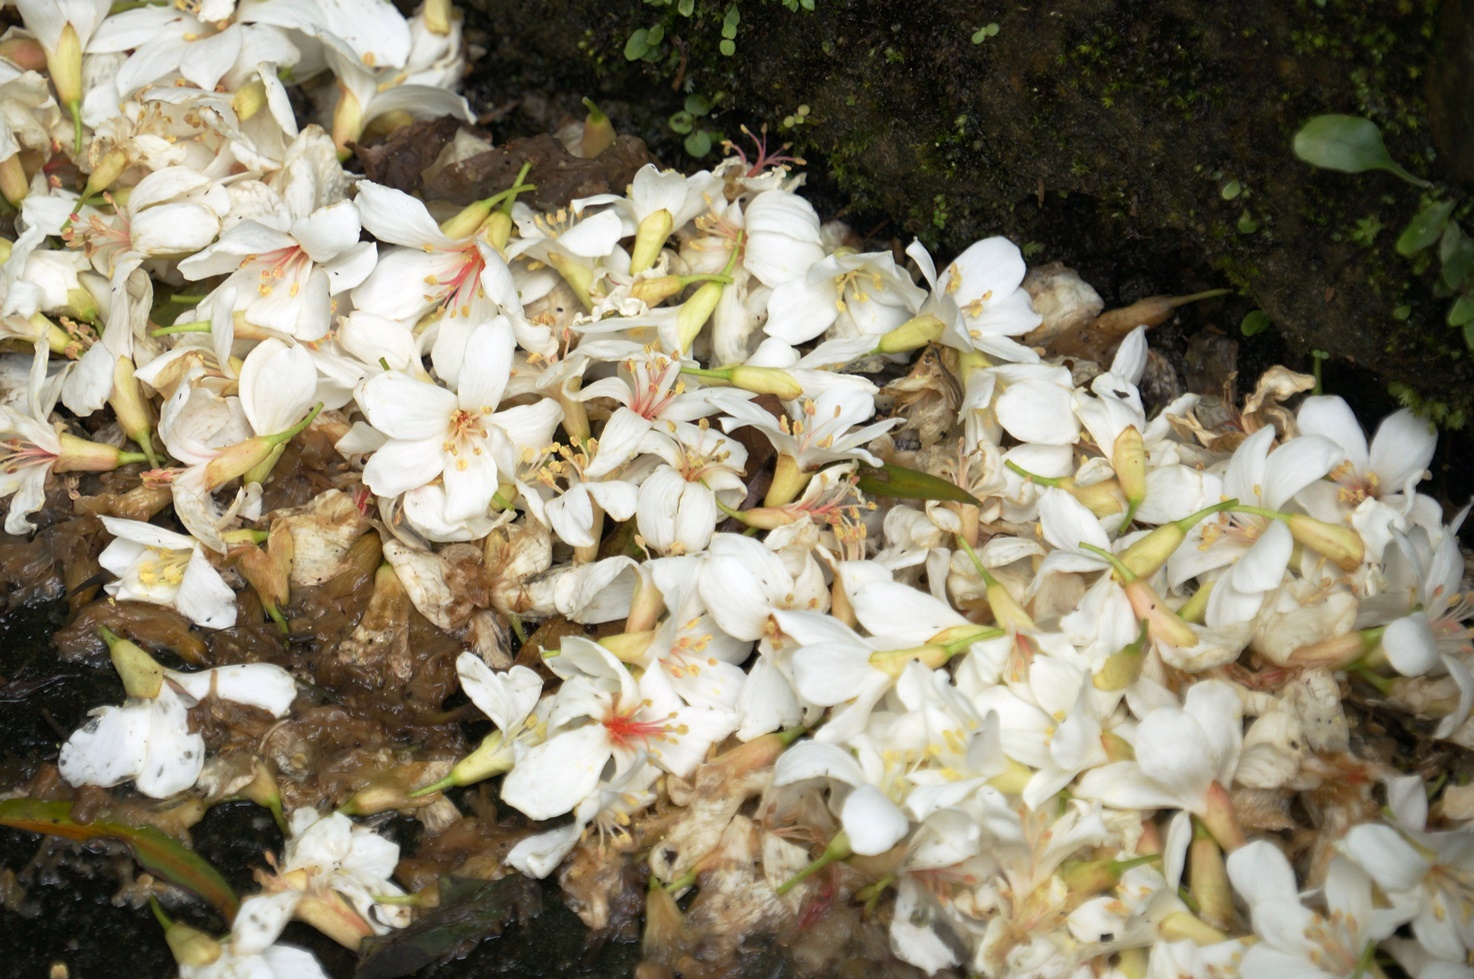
[59,633,296,798]
[1074,680,1243,832]
[1342,774,1474,963]
[764,248,926,344]
[351,181,517,333]
[635,420,748,556]
[245,808,412,949]
[97,516,237,629]
[356,320,563,527]
[499,637,735,820]
[1228,840,1410,978]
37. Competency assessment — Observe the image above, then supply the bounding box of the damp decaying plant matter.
[2,1,1474,978]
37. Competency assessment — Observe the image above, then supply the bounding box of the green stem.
[1173,499,1239,532]
[508,614,528,645]
[149,896,174,930]
[498,161,535,217]
[955,534,1001,588]
[408,773,456,799]
[117,451,150,465]
[265,603,288,636]
[264,403,323,448]
[776,831,852,896]
[1079,542,1136,582]
[1004,459,1062,487]
[1230,503,1284,521]
[151,320,211,337]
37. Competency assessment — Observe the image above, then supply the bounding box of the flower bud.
[101,627,165,700]
[630,208,674,275]
[164,921,223,967]
[230,78,266,122]
[1189,826,1233,930]
[875,313,945,354]
[726,365,803,400]
[1067,478,1126,517]
[676,280,723,351]
[294,891,377,949]
[0,154,27,208]
[599,629,656,663]
[630,274,687,306]
[580,98,616,158]
[109,355,154,450]
[55,433,128,473]
[1094,622,1148,691]
[0,37,46,72]
[546,251,594,310]
[1111,426,1146,510]
[485,210,513,251]
[424,0,454,35]
[439,198,496,240]
[1123,578,1198,648]
[51,24,84,111]
[331,84,364,158]
[736,505,800,529]
[1118,523,1186,579]
[1282,513,1364,571]
[869,644,953,676]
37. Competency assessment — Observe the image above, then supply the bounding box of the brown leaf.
[423,132,656,210]
[354,116,463,194]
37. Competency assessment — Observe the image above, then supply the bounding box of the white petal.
[353,182,451,249]
[456,656,542,732]
[1368,408,1436,492]
[841,784,909,856]
[358,372,456,439]
[59,702,150,788]
[172,546,239,630]
[169,664,297,716]
[500,725,610,821]
[1382,611,1440,676]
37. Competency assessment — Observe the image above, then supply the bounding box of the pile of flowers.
[2,1,1472,976]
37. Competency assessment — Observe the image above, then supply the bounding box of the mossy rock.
[464,0,1473,426]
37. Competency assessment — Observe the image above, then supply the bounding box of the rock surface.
[464,0,1474,429]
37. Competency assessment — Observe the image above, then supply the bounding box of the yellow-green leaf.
[0,799,238,921]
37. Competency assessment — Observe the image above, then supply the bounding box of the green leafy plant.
[1294,114,1474,346]
[668,92,723,158]
[1240,309,1272,337]
[971,23,1000,44]
[1292,115,1430,188]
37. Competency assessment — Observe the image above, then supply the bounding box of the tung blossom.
[355,320,563,529]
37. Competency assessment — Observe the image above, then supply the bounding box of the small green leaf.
[0,799,239,922]
[856,463,982,506]
[684,93,712,116]
[684,129,713,157]
[1393,303,1412,320]
[668,110,694,134]
[1465,320,1474,350]
[1396,200,1455,256]
[647,23,665,45]
[1440,224,1474,290]
[719,38,735,55]
[722,3,740,37]
[1237,210,1259,234]
[1240,310,1272,337]
[1449,294,1474,328]
[623,29,650,60]
[677,0,695,15]
[1292,115,1431,188]
[1220,179,1242,200]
